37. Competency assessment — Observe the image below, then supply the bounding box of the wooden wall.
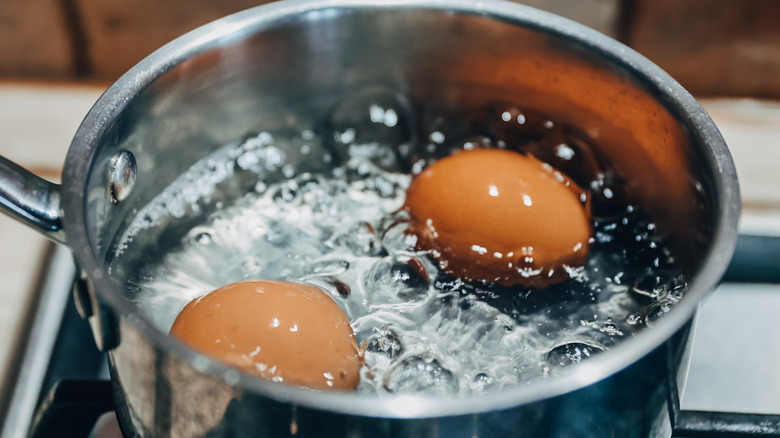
[0,0,778,98]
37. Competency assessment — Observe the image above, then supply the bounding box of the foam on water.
[112,94,687,396]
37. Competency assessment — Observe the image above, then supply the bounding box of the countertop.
[0,82,779,415]
[0,82,105,394]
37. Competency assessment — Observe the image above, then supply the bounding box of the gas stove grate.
[2,237,779,438]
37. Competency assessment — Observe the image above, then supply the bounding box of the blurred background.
[0,1,779,436]
[1,0,778,96]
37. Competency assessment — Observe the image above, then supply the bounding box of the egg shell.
[404,148,592,288]
[170,280,362,391]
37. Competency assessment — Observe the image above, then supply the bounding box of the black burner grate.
[3,236,780,438]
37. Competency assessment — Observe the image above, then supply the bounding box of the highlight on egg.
[403,147,592,288]
[169,280,363,391]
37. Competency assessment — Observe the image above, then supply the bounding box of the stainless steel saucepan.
[0,1,739,437]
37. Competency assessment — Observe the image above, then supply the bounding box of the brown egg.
[404,148,591,288]
[170,280,362,391]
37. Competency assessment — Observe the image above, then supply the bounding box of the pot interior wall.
[84,6,713,321]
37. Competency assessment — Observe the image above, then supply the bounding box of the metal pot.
[0,0,739,437]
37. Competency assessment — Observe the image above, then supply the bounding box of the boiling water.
[111,90,686,396]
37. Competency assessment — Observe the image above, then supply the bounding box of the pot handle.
[0,156,65,244]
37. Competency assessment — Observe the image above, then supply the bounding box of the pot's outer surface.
[48,0,739,437]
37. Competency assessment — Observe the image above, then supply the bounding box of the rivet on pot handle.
[0,156,66,244]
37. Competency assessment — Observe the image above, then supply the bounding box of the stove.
[1,234,779,438]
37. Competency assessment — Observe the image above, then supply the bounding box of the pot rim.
[62,0,740,419]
